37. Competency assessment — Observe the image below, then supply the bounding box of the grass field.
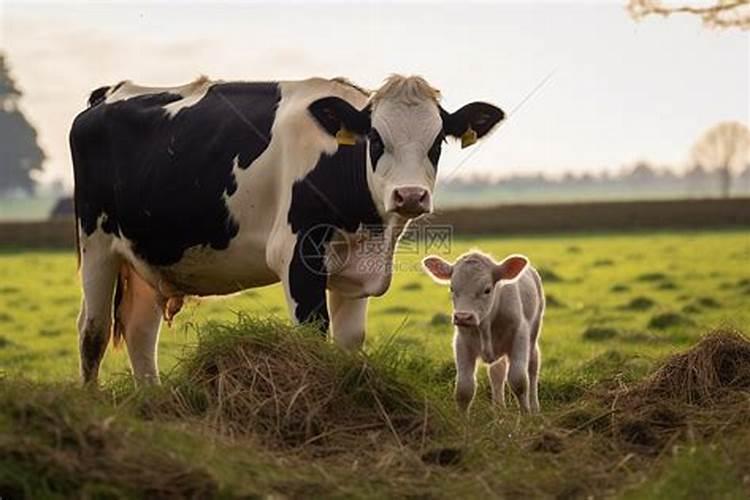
[1,229,750,498]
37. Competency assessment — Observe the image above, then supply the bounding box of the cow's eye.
[369,128,385,171]
[428,133,443,168]
[483,286,492,295]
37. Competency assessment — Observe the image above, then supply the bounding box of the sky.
[1,0,748,188]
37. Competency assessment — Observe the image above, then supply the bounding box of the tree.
[628,0,750,29]
[690,121,750,198]
[0,53,45,196]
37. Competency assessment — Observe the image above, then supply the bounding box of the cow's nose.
[391,187,431,218]
[453,311,477,327]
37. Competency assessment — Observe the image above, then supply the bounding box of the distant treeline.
[437,163,750,207]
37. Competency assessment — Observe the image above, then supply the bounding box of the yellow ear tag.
[461,127,478,149]
[336,127,357,146]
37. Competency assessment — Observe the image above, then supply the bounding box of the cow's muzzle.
[391,187,431,218]
[453,311,479,327]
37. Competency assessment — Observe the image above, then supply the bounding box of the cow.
[70,75,505,385]
[421,251,544,414]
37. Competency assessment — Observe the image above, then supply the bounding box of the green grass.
[1,229,749,497]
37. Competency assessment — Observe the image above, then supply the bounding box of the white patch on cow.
[104,75,215,109]
[163,76,214,118]
[222,155,243,204]
[366,76,443,216]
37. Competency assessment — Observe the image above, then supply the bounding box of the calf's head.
[309,76,505,219]
[422,252,529,327]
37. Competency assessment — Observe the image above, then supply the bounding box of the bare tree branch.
[691,121,750,197]
[628,0,750,29]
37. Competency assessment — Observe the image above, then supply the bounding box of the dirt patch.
[382,306,415,315]
[401,282,423,291]
[682,304,702,314]
[620,296,656,311]
[636,272,668,282]
[648,312,695,329]
[430,313,452,326]
[582,327,620,341]
[656,281,679,290]
[538,268,563,283]
[592,259,614,267]
[696,297,721,309]
[611,284,630,293]
[151,316,442,452]
[545,294,566,308]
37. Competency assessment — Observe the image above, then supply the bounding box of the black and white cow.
[70,75,504,384]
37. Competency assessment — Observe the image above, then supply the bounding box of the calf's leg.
[454,332,479,413]
[508,329,532,414]
[488,356,509,408]
[528,343,541,413]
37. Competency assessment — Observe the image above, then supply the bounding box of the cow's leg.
[508,328,532,414]
[329,291,368,350]
[454,332,479,413]
[528,342,541,414]
[488,356,509,408]
[78,232,120,385]
[119,268,163,385]
[281,232,330,333]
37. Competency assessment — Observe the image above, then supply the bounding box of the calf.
[422,251,544,414]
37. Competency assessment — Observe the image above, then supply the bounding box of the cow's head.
[309,76,505,219]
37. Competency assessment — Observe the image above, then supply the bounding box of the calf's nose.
[392,187,431,218]
[453,311,477,326]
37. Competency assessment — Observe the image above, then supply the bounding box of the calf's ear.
[308,97,371,145]
[492,254,528,284]
[422,256,453,284]
[441,102,505,148]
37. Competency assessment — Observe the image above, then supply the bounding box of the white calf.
[422,251,545,414]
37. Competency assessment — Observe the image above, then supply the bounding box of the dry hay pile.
[0,382,217,499]
[156,316,441,453]
[558,328,750,456]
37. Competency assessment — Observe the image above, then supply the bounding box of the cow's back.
[70,79,282,266]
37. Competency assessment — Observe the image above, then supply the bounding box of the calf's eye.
[483,286,492,294]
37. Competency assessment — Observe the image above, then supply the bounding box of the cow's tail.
[71,84,115,270]
[111,267,127,348]
[71,131,83,270]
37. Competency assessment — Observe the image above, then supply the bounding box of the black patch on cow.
[368,128,384,171]
[308,96,371,137]
[87,86,110,107]
[80,321,108,383]
[440,102,505,140]
[287,142,382,329]
[70,82,281,266]
[428,132,444,169]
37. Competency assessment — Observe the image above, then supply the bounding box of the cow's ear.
[308,97,371,144]
[422,255,454,284]
[492,254,528,284]
[441,102,505,148]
